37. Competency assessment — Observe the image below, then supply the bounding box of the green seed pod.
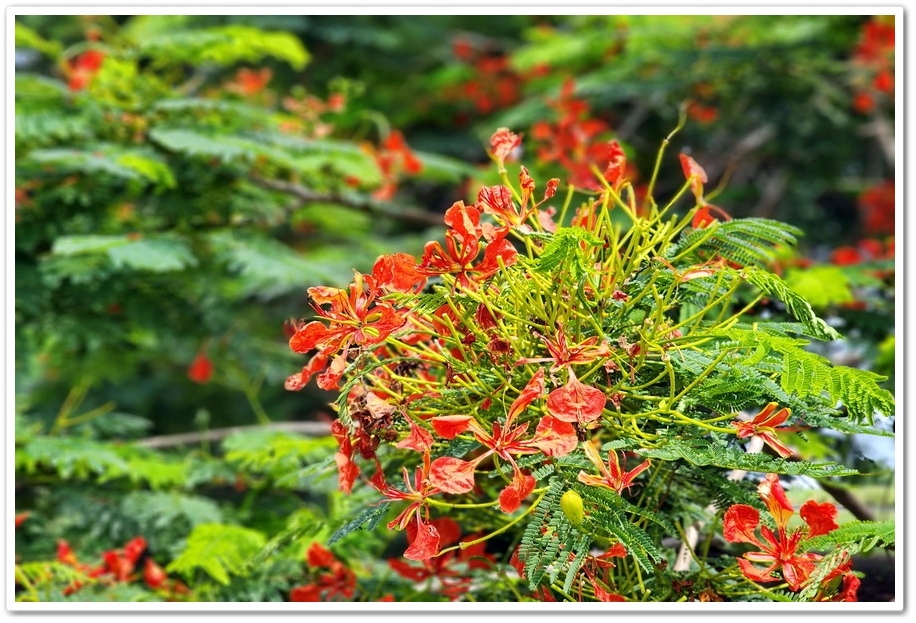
[560,489,585,527]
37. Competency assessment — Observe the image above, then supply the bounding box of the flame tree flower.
[722,473,851,596]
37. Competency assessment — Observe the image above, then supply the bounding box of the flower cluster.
[723,473,859,601]
[284,127,874,601]
[65,49,105,92]
[55,536,188,598]
[850,16,895,114]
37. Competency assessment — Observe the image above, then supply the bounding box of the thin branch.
[135,421,332,449]
[250,176,444,228]
[859,113,895,167]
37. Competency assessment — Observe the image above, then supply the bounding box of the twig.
[674,436,764,572]
[250,176,444,228]
[859,113,895,167]
[135,421,332,449]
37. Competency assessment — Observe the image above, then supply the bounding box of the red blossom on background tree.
[226,67,273,97]
[187,351,213,384]
[66,49,105,91]
[388,517,495,600]
[289,543,357,601]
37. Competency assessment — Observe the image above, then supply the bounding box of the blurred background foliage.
[14,13,895,602]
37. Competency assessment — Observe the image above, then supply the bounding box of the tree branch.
[859,113,895,167]
[135,421,332,449]
[250,176,445,228]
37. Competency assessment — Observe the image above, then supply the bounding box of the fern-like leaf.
[166,523,266,586]
[667,218,802,268]
[638,439,859,477]
[327,502,390,546]
[804,519,895,554]
[739,267,839,341]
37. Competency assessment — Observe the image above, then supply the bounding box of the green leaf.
[134,25,309,69]
[107,237,197,273]
[120,491,223,530]
[534,226,602,280]
[115,153,177,188]
[52,235,131,256]
[17,436,129,480]
[167,523,266,585]
[785,265,853,309]
[15,22,63,58]
[638,439,860,477]
[327,502,390,545]
[803,519,895,553]
[208,231,355,299]
[249,509,326,567]
[740,266,840,341]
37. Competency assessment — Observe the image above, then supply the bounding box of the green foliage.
[131,24,310,70]
[327,502,390,546]
[167,523,267,586]
[14,14,894,606]
[223,429,336,487]
[803,519,895,553]
[785,265,854,308]
[739,267,840,341]
[668,218,802,269]
[638,439,860,478]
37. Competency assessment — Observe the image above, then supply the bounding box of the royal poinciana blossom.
[723,474,859,600]
[284,127,889,601]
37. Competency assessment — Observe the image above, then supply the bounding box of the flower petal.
[498,472,536,513]
[507,368,546,423]
[758,473,794,530]
[529,415,577,457]
[429,457,476,494]
[396,421,434,453]
[722,504,762,544]
[431,415,473,439]
[403,518,441,561]
[545,369,606,425]
[800,500,839,538]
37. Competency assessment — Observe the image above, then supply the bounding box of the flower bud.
[560,489,585,527]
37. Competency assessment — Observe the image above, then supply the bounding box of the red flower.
[368,130,423,201]
[15,512,30,528]
[732,402,794,458]
[418,202,518,288]
[723,473,840,592]
[226,67,273,97]
[577,440,650,495]
[852,91,875,114]
[370,452,446,560]
[287,272,405,389]
[517,325,612,372]
[489,128,522,170]
[858,179,895,236]
[67,50,105,91]
[330,420,360,493]
[429,370,577,512]
[388,517,495,600]
[545,368,606,426]
[603,140,628,190]
[187,352,213,384]
[831,246,862,266]
[679,153,708,201]
[372,252,427,293]
[290,543,357,601]
[143,559,168,590]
